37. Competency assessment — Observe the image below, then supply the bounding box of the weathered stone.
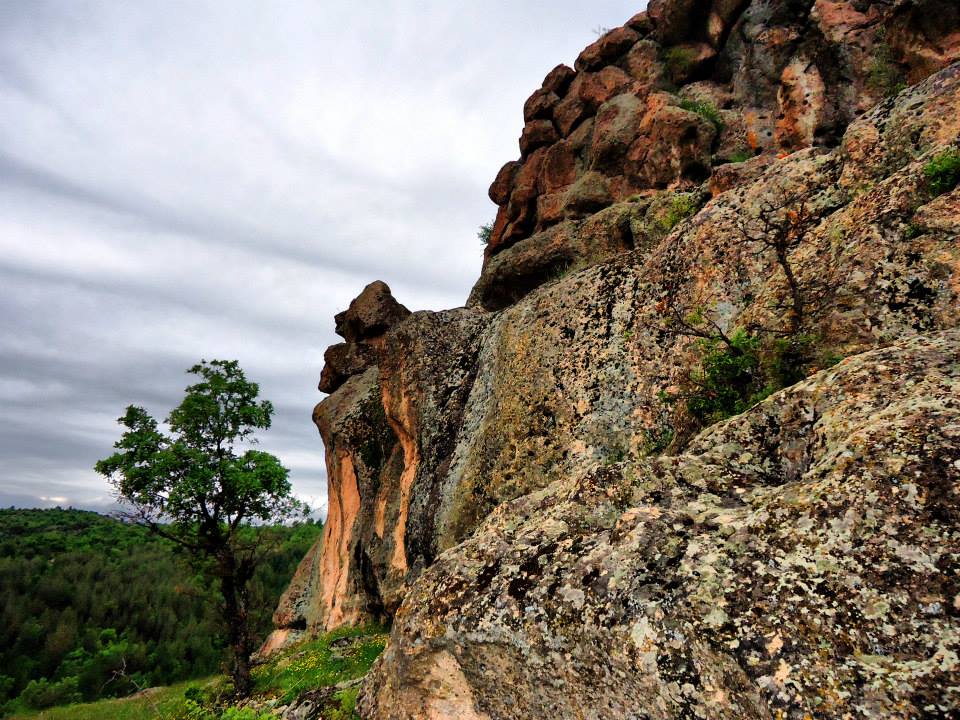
[518,119,558,158]
[575,26,640,71]
[624,10,652,34]
[361,329,960,718]
[334,281,410,343]
[562,171,612,215]
[522,87,559,122]
[622,38,665,87]
[538,141,577,194]
[589,94,645,173]
[647,0,697,44]
[318,342,374,394]
[663,41,717,85]
[487,161,519,205]
[625,96,717,188]
[775,56,828,151]
[542,63,576,95]
[553,89,589,137]
[578,67,638,111]
[708,153,772,196]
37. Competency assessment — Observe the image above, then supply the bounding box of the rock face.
[360,329,960,719]
[474,0,960,310]
[270,1,960,716]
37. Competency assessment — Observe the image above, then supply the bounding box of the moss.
[922,147,960,197]
[725,149,753,164]
[654,193,698,234]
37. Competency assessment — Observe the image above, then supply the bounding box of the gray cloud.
[0,0,643,516]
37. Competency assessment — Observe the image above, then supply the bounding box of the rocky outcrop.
[271,1,960,716]
[360,329,960,719]
[475,0,960,310]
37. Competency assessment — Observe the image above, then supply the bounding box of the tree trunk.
[219,557,253,697]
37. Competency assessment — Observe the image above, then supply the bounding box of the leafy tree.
[95,360,307,697]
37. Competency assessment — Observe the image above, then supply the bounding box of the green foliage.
[0,509,321,717]
[6,678,212,720]
[684,330,765,425]
[673,330,816,427]
[663,46,696,79]
[903,220,924,239]
[17,679,81,710]
[640,425,675,456]
[725,149,753,164]
[678,98,724,133]
[477,221,494,246]
[96,360,308,696]
[655,194,698,234]
[251,626,388,706]
[922,147,960,197]
[867,28,906,98]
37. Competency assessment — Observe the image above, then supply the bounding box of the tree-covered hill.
[0,508,322,716]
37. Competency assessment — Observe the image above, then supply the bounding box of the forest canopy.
[0,508,321,716]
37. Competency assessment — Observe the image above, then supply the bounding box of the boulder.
[488,161,520,205]
[519,119,559,158]
[522,88,560,122]
[318,342,375,394]
[334,281,411,343]
[542,64,577,95]
[574,26,640,71]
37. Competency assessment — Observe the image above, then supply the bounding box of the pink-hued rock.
[575,26,640,71]
[522,87,559,122]
[519,119,559,158]
[542,63,577,94]
[577,66,638,111]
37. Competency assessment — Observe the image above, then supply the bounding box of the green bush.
[867,28,906,98]
[678,98,724,133]
[677,330,815,427]
[663,46,697,80]
[684,330,765,425]
[477,221,494,245]
[725,149,753,164]
[19,677,82,710]
[923,147,960,197]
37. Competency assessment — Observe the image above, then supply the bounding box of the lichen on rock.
[268,1,960,716]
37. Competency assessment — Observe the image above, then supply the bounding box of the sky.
[0,0,642,517]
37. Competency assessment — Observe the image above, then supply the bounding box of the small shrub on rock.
[477,221,494,245]
[923,147,960,197]
[678,98,724,133]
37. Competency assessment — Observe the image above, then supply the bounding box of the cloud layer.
[0,0,641,516]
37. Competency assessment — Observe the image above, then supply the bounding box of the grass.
[678,98,724,133]
[250,625,388,706]
[6,626,389,720]
[6,679,214,720]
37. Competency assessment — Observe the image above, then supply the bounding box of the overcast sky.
[0,0,642,517]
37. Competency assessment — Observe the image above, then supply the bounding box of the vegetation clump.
[678,98,724,133]
[477,221,494,245]
[923,147,960,197]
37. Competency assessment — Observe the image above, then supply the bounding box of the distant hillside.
[0,508,321,716]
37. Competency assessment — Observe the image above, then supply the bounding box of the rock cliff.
[267,1,960,716]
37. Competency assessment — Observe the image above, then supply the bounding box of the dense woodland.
[0,508,322,715]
